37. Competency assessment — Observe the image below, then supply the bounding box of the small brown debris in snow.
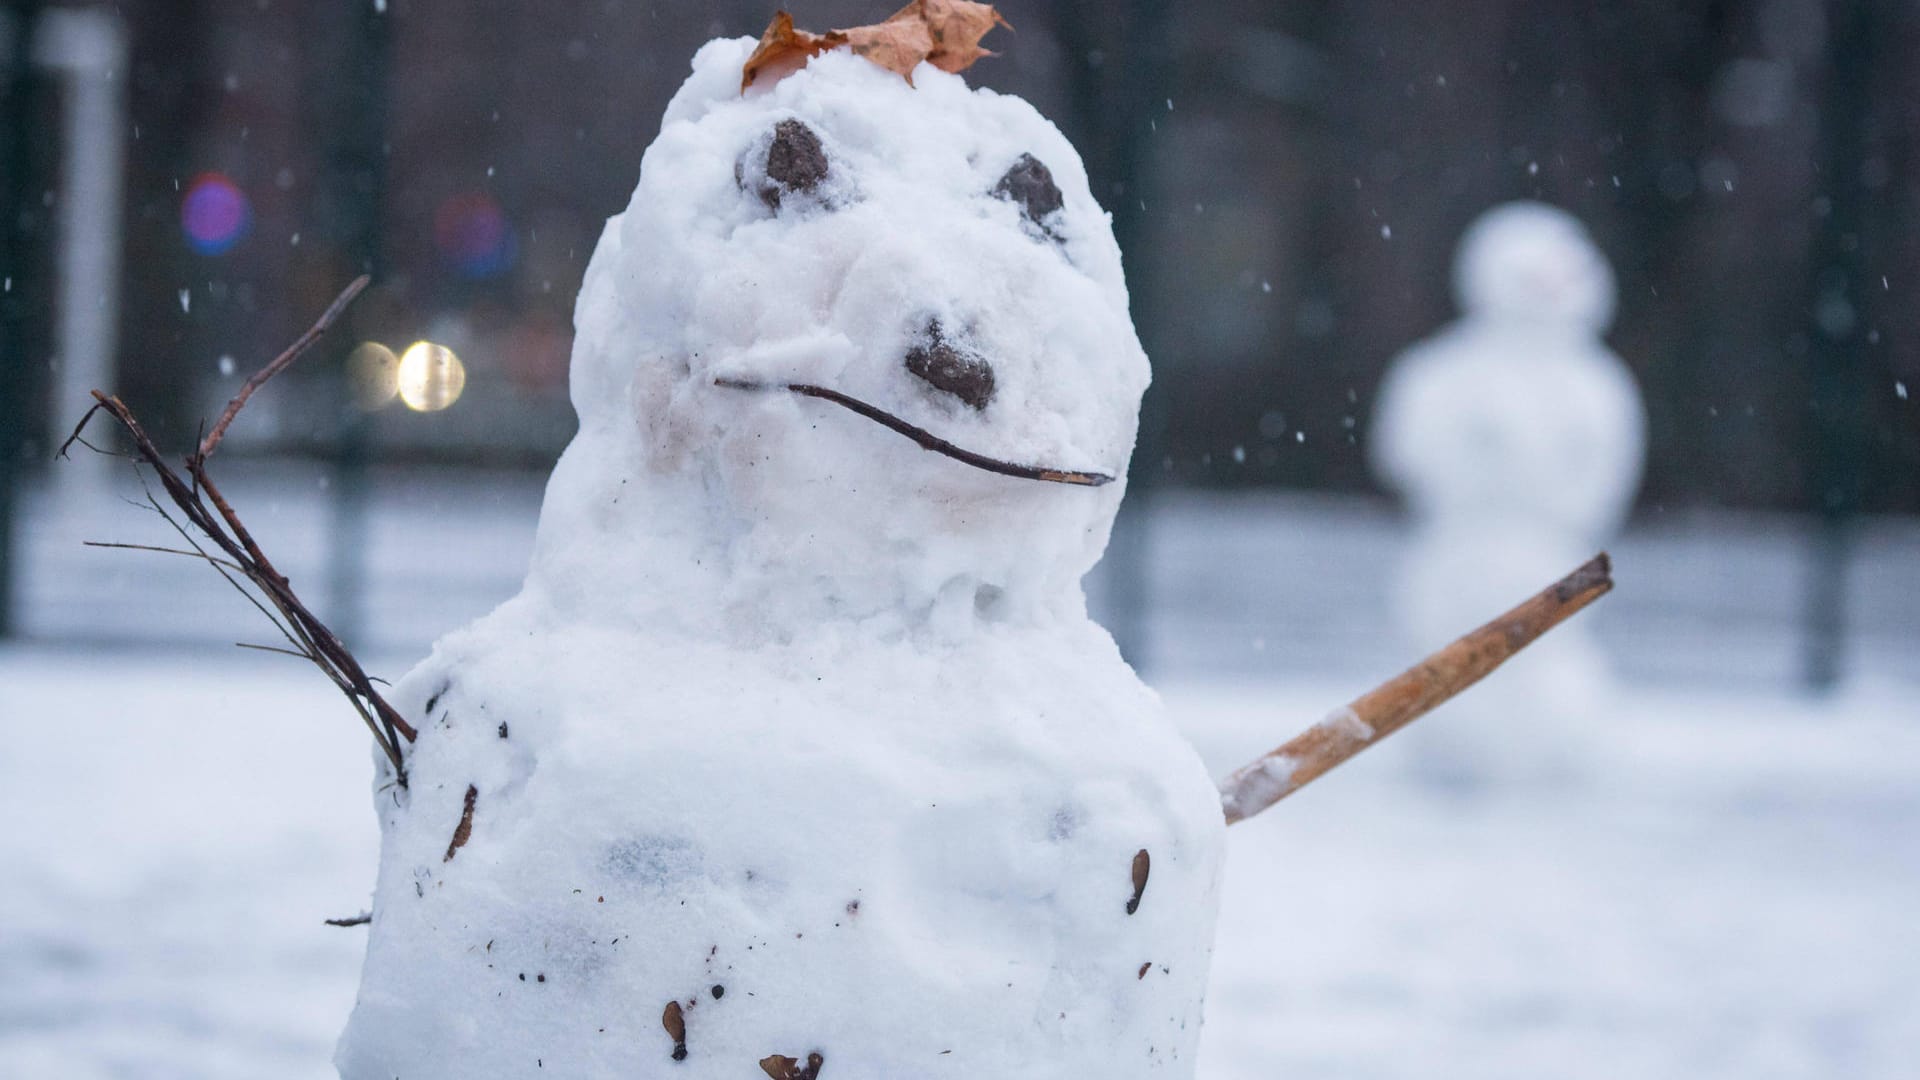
[663,999,688,1061]
[443,785,478,862]
[1126,848,1150,914]
[760,1051,826,1079]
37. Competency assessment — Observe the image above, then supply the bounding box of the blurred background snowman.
[1370,201,1646,787]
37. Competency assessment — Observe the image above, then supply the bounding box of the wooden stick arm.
[1219,553,1615,824]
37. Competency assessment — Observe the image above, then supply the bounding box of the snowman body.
[1370,203,1645,773]
[336,38,1224,1079]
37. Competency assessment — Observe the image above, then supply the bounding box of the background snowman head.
[545,38,1150,632]
[1451,201,1617,334]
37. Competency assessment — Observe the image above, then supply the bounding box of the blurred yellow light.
[397,341,466,413]
[348,341,400,409]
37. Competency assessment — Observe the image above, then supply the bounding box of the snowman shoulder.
[1369,326,1490,489]
[1563,341,1649,439]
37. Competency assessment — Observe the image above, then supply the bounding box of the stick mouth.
[713,378,1115,487]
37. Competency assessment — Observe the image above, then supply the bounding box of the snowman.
[1368,202,1645,782]
[335,17,1225,1080]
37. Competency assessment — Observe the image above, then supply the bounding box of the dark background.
[5,0,1918,509]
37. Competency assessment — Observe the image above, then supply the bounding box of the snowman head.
[1452,202,1616,334]
[548,38,1148,630]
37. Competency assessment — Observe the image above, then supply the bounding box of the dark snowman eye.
[750,119,829,210]
[733,118,825,210]
[992,153,1064,233]
[905,320,995,410]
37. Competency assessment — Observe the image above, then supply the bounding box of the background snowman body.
[1371,203,1645,781]
[336,37,1225,1079]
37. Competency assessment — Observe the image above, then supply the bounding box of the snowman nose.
[905,321,995,410]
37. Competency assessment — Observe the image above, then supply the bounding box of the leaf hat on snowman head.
[741,2,1012,93]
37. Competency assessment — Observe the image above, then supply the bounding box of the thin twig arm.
[197,274,370,463]
[61,277,415,779]
[1219,553,1615,824]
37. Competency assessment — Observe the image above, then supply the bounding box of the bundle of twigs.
[59,275,416,782]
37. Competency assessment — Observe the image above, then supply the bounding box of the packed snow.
[1370,202,1647,780]
[336,38,1222,1078]
[4,646,1916,1079]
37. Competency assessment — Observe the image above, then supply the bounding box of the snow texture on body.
[336,38,1225,1079]
[1369,202,1646,781]
[8,646,1920,1080]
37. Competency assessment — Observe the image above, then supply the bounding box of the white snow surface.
[335,39,1222,1079]
[1370,202,1647,779]
[6,647,1917,1079]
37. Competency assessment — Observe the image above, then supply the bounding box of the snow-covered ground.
[1187,677,1920,1080]
[0,648,375,1079]
[4,644,1914,1078]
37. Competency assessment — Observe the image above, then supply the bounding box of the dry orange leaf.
[841,14,936,83]
[911,0,1012,74]
[741,1,1010,92]
[741,11,847,92]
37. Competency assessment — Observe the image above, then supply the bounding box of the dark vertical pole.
[1804,0,1875,689]
[1112,0,1173,674]
[1052,0,1173,671]
[0,1,44,637]
[315,4,390,648]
